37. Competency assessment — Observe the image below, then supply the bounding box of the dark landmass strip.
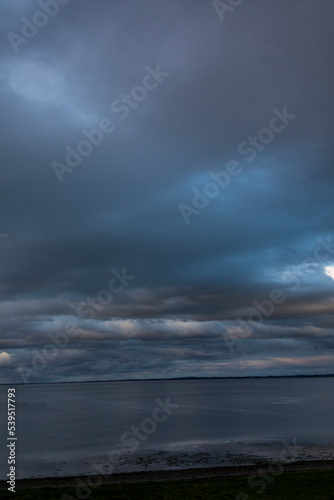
[2,373,334,385]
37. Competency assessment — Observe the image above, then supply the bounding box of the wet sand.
[1,460,333,490]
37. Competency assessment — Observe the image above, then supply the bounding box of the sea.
[1,377,333,479]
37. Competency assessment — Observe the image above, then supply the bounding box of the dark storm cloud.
[0,0,334,383]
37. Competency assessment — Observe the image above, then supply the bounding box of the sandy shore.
[1,460,333,490]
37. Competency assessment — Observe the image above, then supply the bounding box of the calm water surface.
[1,377,333,478]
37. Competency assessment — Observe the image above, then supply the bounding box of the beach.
[0,459,333,489]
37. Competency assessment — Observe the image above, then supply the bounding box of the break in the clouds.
[0,0,334,383]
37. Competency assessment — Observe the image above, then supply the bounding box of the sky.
[0,0,334,383]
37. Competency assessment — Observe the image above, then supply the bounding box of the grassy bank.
[1,470,334,500]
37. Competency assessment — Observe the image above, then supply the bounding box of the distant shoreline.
[2,373,334,385]
[1,460,333,489]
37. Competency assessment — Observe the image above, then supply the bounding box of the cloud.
[0,352,11,367]
[0,0,334,383]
